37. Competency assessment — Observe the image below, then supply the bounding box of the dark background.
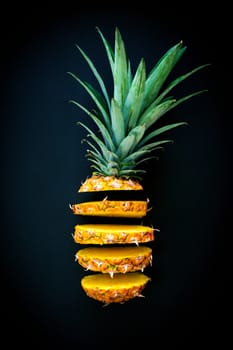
[0,4,232,349]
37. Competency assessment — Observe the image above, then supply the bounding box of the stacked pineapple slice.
[69,27,209,304]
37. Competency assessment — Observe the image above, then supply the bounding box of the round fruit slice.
[73,224,155,245]
[76,246,152,276]
[78,175,143,191]
[81,272,151,304]
[70,199,148,218]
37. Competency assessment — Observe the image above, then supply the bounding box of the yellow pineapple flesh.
[73,224,155,245]
[76,246,152,276]
[81,272,151,304]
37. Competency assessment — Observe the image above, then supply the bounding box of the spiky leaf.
[123,58,146,129]
[138,99,177,129]
[75,45,111,109]
[113,27,129,108]
[70,100,115,152]
[142,41,186,110]
[110,98,125,145]
[68,72,111,129]
[154,63,210,106]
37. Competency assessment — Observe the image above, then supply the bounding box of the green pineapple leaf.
[96,26,114,74]
[78,122,114,163]
[138,99,177,129]
[110,98,125,145]
[67,72,111,130]
[153,63,211,106]
[113,27,129,108]
[75,44,111,110]
[165,89,208,112]
[123,58,146,130]
[142,41,186,111]
[137,122,188,148]
[116,134,136,159]
[70,100,115,152]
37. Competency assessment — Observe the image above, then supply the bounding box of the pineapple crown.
[68,26,209,179]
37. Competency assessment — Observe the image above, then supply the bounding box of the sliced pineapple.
[81,272,151,304]
[73,224,155,245]
[79,175,143,192]
[76,246,152,276]
[70,199,148,218]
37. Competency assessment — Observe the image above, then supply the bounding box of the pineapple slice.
[73,224,155,245]
[76,246,152,276]
[81,272,151,304]
[79,175,143,191]
[70,199,148,218]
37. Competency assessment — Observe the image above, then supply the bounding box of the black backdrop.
[0,4,232,349]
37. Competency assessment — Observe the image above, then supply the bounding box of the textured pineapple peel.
[68,26,210,179]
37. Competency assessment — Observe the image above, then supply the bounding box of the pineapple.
[81,272,151,305]
[68,26,209,304]
[76,246,152,276]
[73,223,155,245]
[70,198,148,218]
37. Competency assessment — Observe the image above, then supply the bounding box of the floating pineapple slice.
[81,272,151,304]
[70,199,148,218]
[79,175,143,191]
[73,224,155,245]
[76,246,152,276]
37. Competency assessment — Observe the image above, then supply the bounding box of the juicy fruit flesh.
[73,224,155,245]
[71,200,148,218]
[76,246,152,275]
[79,175,143,192]
[81,272,151,304]
[77,246,152,258]
[74,223,154,231]
[82,271,150,288]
